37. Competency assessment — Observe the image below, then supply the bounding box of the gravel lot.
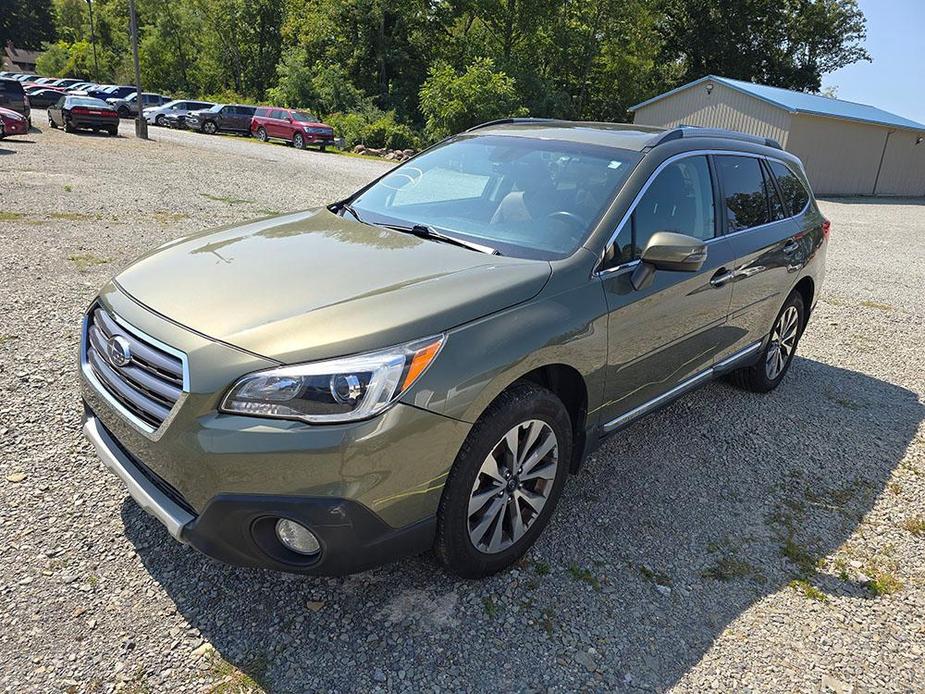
[1,121,923,693]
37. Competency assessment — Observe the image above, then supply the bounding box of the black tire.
[729,291,805,393]
[435,382,572,578]
[293,132,305,150]
[319,144,326,152]
[203,121,217,135]
[256,127,268,142]
[118,106,129,118]
[49,118,57,129]
[107,127,117,137]
[63,118,74,133]
[155,114,166,127]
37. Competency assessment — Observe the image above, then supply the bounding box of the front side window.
[768,161,810,216]
[714,155,774,231]
[291,111,317,123]
[611,156,715,264]
[351,134,640,260]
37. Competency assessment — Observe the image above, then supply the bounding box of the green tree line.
[8,0,870,146]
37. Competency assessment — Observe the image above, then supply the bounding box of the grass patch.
[207,653,266,693]
[639,564,672,586]
[69,253,111,271]
[789,579,828,603]
[780,534,819,575]
[860,299,893,311]
[866,569,903,597]
[151,211,190,223]
[568,564,601,590]
[49,212,96,221]
[199,192,255,205]
[0,334,17,347]
[482,596,499,618]
[702,556,757,582]
[0,211,26,221]
[64,184,73,192]
[902,516,925,536]
[534,561,550,576]
[255,209,284,217]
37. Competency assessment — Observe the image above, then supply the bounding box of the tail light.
[822,218,831,240]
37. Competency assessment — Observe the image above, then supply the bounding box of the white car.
[143,99,215,127]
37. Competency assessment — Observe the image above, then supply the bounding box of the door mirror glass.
[640,231,708,272]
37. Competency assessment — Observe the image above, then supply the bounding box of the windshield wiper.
[335,200,365,224]
[385,224,500,255]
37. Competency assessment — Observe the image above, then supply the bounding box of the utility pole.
[86,0,100,84]
[128,0,147,139]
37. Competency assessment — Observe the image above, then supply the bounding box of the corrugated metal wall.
[633,82,925,197]
[633,81,793,147]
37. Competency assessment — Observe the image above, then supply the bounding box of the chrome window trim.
[80,306,190,436]
[594,149,811,277]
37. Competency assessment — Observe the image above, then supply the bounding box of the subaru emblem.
[107,335,132,367]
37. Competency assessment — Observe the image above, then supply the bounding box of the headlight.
[220,335,444,423]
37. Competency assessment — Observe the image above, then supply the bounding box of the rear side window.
[613,155,715,262]
[239,106,255,116]
[270,109,286,119]
[714,155,778,231]
[255,107,269,117]
[768,161,810,216]
[0,79,25,94]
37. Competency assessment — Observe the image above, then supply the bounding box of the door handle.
[782,239,799,255]
[710,268,735,287]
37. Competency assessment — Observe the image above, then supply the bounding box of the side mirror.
[631,232,708,290]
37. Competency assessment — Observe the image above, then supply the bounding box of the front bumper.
[83,411,436,574]
[79,285,470,574]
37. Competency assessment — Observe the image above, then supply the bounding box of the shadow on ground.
[124,357,923,691]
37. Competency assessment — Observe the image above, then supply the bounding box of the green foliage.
[326,109,421,150]
[1,0,55,51]
[419,58,527,140]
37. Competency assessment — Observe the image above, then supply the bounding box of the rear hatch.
[0,79,29,120]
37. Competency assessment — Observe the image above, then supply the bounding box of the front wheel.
[203,121,217,135]
[155,114,166,127]
[435,382,571,578]
[729,292,805,393]
[293,132,305,150]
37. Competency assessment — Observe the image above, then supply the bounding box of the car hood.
[115,208,551,364]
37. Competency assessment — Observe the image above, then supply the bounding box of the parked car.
[0,106,29,138]
[185,104,255,135]
[88,85,134,100]
[48,95,119,135]
[251,107,335,151]
[23,87,65,109]
[143,99,214,127]
[107,92,171,117]
[0,78,30,125]
[79,119,827,578]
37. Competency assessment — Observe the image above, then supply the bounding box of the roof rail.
[647,125,783,150]
[465,117,556,132]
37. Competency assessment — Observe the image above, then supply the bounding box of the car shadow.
[122,357,923,690]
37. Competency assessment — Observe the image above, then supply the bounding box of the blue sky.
[822,0,925,125]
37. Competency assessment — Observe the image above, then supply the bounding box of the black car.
[186,104,256,135]
[88,85,135,101]
[0,78,31,125]
[48,95,119,135]
[24,87,65,109]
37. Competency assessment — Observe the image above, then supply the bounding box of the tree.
[419,58,526,140]
[0,0,56,50]
[658,0,870,92]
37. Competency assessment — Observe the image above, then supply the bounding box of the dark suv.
[80,120,827,578]
[0,78,30,125]
[186,104,256,135]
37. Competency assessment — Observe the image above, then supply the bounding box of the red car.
[250,107,335,151]
[0,106,29,139]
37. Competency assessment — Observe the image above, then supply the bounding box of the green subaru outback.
[80,119,828,578]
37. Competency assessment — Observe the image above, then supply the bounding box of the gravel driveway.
[1,122,923,693]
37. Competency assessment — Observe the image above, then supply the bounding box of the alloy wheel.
[467,419,558,554]
[294,133,304,149]
[155,115,166,126]
[766,305,799,380]
[257,127,267,141]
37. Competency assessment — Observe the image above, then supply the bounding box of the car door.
[714,155,809,360]
[596,153,739,429]
[50,95,66,125]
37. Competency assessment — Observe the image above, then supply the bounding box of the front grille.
[83,305,185,430]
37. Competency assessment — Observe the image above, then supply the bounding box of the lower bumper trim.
[83,415,193,540]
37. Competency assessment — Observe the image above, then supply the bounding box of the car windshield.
[351,134,640,259]
[291,111,317,123]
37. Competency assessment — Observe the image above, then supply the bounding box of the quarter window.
[768,161,810,216]
[612,155,715,263]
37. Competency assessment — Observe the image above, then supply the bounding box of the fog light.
[275,519,321,556]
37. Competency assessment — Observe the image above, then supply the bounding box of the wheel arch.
[792,276,815,325]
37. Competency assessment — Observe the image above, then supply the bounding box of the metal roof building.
[631,75,925,196]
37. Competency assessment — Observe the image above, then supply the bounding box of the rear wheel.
[729,292,805,393]
[435,382,571,578]
[117,106,129,118]
[107,126,117,137]
[293,132,305,150]
[63,117,75,133]
[256,127,268,142]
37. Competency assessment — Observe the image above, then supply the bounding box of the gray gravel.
[1,121,923,693]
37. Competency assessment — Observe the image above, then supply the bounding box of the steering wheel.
[545,210,586,233]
